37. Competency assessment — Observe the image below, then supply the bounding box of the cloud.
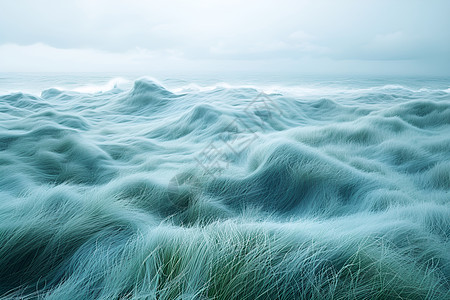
[361,31,420,60]
[0,43,186,72]
[288,30,314,41]
[2,42,447,76]
[0,1,449,75]
[208,29,329,60]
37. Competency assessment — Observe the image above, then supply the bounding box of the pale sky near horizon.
[1,0,449,75]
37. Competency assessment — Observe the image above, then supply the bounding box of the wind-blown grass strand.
[0,78,449,299]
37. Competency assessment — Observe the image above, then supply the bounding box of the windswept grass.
[0,78,449,299]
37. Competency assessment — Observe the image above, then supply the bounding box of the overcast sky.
[1,0,449,75]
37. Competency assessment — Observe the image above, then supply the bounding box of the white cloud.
[0,1,449,75]
[288,30,314,41]
[362,31,414,59]
[0,43,185,72]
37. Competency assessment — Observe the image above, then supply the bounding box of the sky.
[1,0,449,76]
